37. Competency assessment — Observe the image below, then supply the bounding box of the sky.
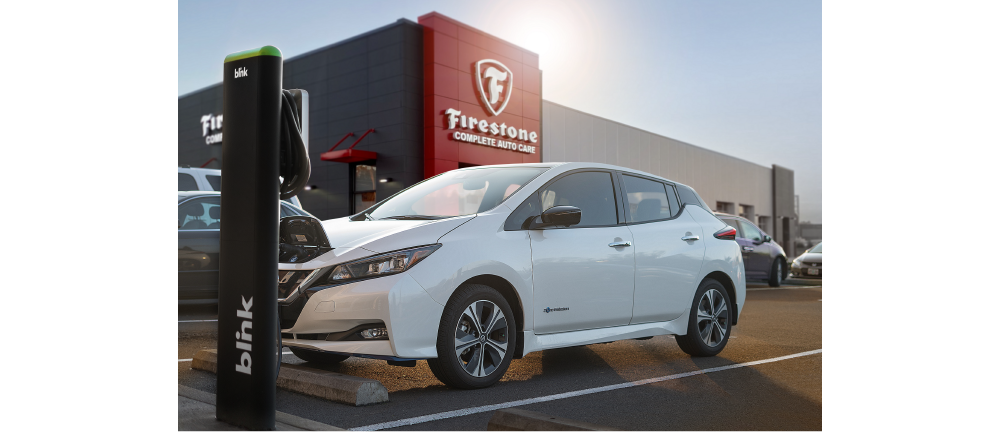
[179,0,821,223]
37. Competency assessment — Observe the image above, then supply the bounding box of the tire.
[768,258,785,287]
[289,347,350,365]
[427,284,517,389]
[676,279,733,357]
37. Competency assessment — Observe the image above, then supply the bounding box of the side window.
[622,175,672,223]
[178,197,221,230]
[663,184,681,216]
[179,173,198,191]
[539,171,618,227]
[677,185,710,212]
[504,193,541,231]
[737,220,762,242]
[721,218,742,237]
[206,175,222,191]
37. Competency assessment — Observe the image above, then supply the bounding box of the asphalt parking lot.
[179,278,822,430]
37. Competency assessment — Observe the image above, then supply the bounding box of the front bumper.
[790,262,822,278]
[279,272,444,359]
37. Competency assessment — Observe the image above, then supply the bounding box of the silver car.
[789,242,822,278]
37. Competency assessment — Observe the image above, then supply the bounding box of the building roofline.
[542,99,774,171]
[178,18,421,100]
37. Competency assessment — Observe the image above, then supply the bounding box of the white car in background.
[276,163,745,389]
[179,166,303,209]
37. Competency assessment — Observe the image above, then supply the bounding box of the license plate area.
[807,268,819,275]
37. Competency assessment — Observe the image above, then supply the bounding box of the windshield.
[809,243,822,253]
[366,167,547,220]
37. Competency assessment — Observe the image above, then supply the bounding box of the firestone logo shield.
[475,59,513,116]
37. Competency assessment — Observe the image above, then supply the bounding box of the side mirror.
[763,235,772,243]
[535,206,582,228]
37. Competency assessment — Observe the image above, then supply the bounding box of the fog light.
[359,327,388,339]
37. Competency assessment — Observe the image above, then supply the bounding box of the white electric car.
[277,162,745,389]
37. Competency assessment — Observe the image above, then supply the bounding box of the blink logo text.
[235,67,248,78]
[235,296,253,375]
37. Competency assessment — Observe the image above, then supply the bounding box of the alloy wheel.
[696,289,728,347]
[454,300,508,377]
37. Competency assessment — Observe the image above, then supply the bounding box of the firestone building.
[178,12,799,253]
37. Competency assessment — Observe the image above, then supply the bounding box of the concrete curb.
[487,408,619,431]
[190,349,389,407]
[179,385,345,431]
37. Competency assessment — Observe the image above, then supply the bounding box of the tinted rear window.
[206,175,222,191]
[179,173,198,191]
[677,185,710,212]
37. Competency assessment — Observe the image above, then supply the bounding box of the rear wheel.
[676,279,732,357]
[427,284,516,389]
[289,347,350,365]
[768,258,785,287]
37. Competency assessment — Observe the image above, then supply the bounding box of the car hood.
[797,252,822,263]
[320,215,476,253]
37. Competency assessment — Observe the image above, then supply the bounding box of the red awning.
[320,129,376,163]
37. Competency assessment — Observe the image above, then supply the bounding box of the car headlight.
[791,258,803,268]
[327,244,441,283]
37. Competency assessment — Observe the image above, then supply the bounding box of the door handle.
[608,241,632,247]
[681,235,700,241]
[742,246,754,252]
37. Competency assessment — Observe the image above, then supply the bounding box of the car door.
[621,174,706,323]
[528,170,635,334]
[736,219,770,278]
[178,196,222,301]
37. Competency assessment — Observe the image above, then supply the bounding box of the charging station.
[216,45,310,430]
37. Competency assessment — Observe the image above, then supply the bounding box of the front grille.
[278,270,311,299]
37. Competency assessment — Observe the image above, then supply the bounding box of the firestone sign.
[201,113,223,145]
[443,59,538,155]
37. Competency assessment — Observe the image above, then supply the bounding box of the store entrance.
[350,162,377,214]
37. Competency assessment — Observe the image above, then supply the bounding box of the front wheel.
[676,279,732,357]
[427,284,516,389]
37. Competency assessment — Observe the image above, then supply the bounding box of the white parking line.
[179,349,295,362]
[747,285,821,291]
[350,349,823,431]
[179,319,218,323]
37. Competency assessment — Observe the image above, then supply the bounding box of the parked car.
[715,214,788,287]
[276,162,746,389]
[178,166,303,209]
[790,242,822,279]
[178,191,314,303]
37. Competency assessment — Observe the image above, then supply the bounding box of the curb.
[487,408,619,431]
[190,349,389,406]
[179,385,344,431]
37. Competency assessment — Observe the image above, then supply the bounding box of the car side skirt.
[521,311,690,356]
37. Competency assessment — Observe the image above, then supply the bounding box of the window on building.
[757,215,771,234]
[716,201,735,214]
[353,163,377,213]
[179,173,198,191]
[739,204,755,220]
[539,171,618,227]
[622,175,672,223]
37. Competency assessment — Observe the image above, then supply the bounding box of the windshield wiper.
[379,215,446,220]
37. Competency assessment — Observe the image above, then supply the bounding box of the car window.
[539,171,618,227]
[206,175,222,191]
[737,220,762,242]
[504,193,541,231]
[810,243,822,253]
[179,173,198,191]
[664,184,681,216]
[622,175,673,223]
[179,197,221,230]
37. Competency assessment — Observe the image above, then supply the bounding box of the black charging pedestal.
[217,46,283,430]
